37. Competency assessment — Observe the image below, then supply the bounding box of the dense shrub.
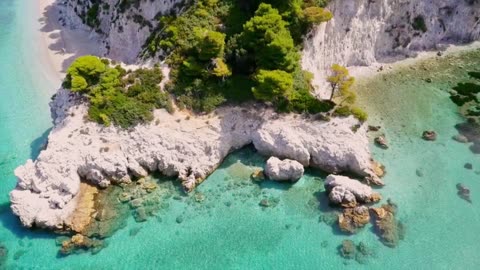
[350,106,368,122]
[64,56,168,128]
[142,0,333,113]
[412,15,427,33]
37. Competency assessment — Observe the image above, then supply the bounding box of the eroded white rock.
[303,0,480,98]
[325,174,374,204]
[264,157,304,182]
[10,89,377,229]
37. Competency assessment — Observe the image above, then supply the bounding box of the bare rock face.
[328,186,357,207]
[264,157,304,182]
[61,0,183,63]
[303,0,480,97]
[325,174,381,206]
[10,89,379,230]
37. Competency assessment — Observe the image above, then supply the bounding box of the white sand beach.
[36,0,102,83]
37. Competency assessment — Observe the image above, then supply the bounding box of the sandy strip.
[36,0,102,82]
[349,42,480,81]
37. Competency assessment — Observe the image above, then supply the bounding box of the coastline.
[349,41,480,81]
[37,0,101,84]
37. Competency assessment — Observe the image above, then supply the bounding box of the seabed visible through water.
[1,0,480,267]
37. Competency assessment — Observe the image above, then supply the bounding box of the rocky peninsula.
[10,87,381,230]
[8,0,480,257]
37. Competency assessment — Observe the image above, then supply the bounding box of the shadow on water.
[39,0,102,72]
[30,128,51,159]
[0,202,56,241]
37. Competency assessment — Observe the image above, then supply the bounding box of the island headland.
[9,0,480,256]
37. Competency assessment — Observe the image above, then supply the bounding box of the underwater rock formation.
[370,201,405,248]
[456,183,472,203]
[422,130,437,141]
[338,206,371,234]
[60,234,104,255]
[0,242,7,268]
[374,136,389,149]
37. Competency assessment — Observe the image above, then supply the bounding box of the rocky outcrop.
[264,157,304,182]
[60,234,104,255]
[60,0,184,63]
[303,0,480,97]
[10,88,380,230]
[422,130,437,141]
[325,175,381,206]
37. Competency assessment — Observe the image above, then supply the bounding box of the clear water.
[1,0,480,269]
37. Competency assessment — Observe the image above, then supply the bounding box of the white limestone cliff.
[303,0,480,98]
[10,88,378,229]
[61,0,183,63]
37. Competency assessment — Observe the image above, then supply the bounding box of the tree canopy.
[252,69,294,104]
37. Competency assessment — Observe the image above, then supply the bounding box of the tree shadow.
[0,202,56,241]
[38,0,102,73]
[30,128,52,160]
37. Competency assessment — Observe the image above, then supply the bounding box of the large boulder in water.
[325,175,381,205]
[264,157,304,182]
[329,186,357,207]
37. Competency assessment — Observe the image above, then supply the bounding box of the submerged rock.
[464,163,473,170]
[338,206,371,234]
[452,134,469,143]
[338,239,375,264]
[319,212,341,226]
[339,240,356,259]
[13,249,26,261]
[456,183,472,203]
[374,136,388,149]
[0,242,7,268]
[250,169,265,182]
[370,202,405,248]
[176,216,184,224]
[422,130,437,141]
[368,125,381,132]
[264,157,304,182]
[259,197,280,208]
[60,234,104,255]
[355,242,375,264]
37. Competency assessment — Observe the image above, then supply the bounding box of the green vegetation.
[64,0,368,127]
[64,56,170,128]
[412,15,427,33]
[449,70,480,119]
[143,0,333,113]
[327,64,367,121]
[86,3,100,28]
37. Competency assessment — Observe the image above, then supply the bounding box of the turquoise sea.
[1,0,480,269]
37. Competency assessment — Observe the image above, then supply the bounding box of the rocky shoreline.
[10,88,383,232]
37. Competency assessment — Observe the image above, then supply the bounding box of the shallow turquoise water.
[1,0,480,269]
